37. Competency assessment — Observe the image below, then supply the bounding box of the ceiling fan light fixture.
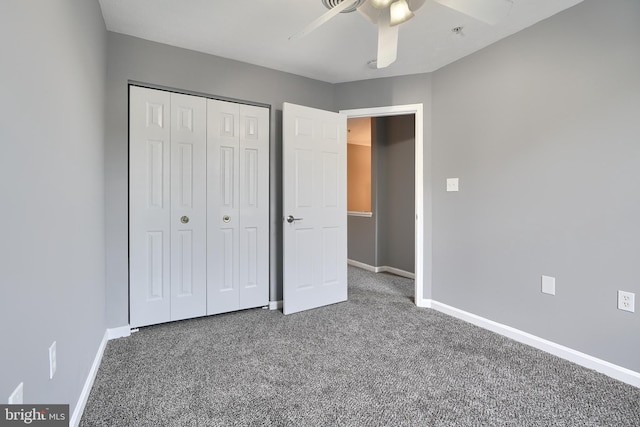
[369,0,393,9]
[390,0,414,26]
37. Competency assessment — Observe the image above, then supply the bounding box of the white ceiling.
[99,0,583,84]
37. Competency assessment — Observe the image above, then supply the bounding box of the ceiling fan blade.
[433,0,513,25]
[376,9,398,68]
[289,0,361,40]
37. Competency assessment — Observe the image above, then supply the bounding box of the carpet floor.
[80,267,640,426]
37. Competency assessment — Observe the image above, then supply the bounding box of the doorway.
[340,104,425,305]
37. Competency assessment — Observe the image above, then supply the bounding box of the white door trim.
[339,104,427,306]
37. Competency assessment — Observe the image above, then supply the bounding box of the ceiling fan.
[290,0,513,68]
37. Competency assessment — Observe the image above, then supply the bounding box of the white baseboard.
[382,266,415,279]
[107,325,131,340]
[347,259,376,272]
[269,300,282,310]
[347,259,415,279]
[428,300,640,389]
[70,330,108,427]
[416,297,432,308]
[71,325,132,427]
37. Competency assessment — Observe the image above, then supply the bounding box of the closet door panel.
[170,93,207,321]
[207,100,240,315]
[239,105,270,309]
[129,86,171,328]
[131,88,270,326]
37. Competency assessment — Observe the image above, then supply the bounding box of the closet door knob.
[180,216,189,224]
[286,215,303,223]
[223,215,231,223]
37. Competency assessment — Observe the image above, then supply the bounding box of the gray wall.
[347,217,377,266]
[105,33,335,327]
[431,0,640,372]
[336,74,433,296]
[347,122,378,267]
[0,0,107,412]
[376,115,415,273]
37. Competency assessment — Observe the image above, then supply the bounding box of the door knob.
[180,216,189,224]
[286,215,303,223]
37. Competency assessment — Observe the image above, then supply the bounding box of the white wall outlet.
[618,290,635,313]
[49,341,57,379]
[446,178,459,192]
[541,275,556,295]
[8,382,23,404]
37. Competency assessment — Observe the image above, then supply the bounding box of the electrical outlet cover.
[8,382,23,404]
[618,290,635,313]
[49,341,57,379]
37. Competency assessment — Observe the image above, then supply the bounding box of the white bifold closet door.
[129,86,269,328]
[129,87,207,327]
[207,100,269,315]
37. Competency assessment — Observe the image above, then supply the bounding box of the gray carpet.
[81,267,640,426]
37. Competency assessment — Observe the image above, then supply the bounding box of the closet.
[129,86,269,328]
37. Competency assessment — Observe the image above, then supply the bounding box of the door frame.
[340,104,428,306]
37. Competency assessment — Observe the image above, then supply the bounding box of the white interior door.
[207,100,240,315]
[238,104,270,310]
[207,101,270,314]
[130,86,171,327]
[283,102,347,315]
[130,87,207,327]
[169,92,207,321]
[131,86,269,326]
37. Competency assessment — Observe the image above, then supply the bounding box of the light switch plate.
[541,275,556,295]
[446,178,459,192]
